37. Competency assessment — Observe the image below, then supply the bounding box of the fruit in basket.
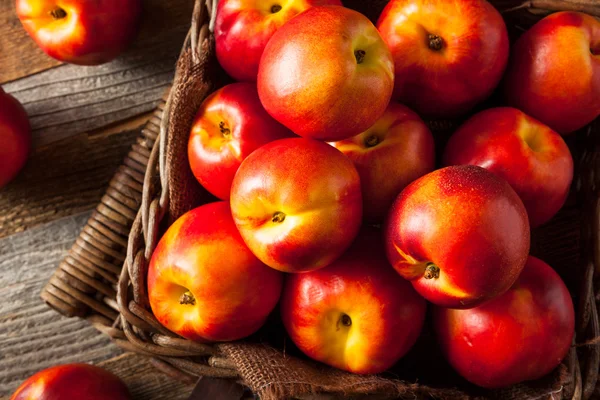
[281,228,427,374]
[148,202,283,342]
[257,6,394,141]
[188,83,293,200]
[443,107,573,228]
[0,87,31,189]
[434,256,575,388]
[330,103,434,222]
[16,0,142,65]
[230,138,362,273]
[503,11,600,134]
[10,363,131,400]
[215,0,342,82]
[377,0,509,118]
[385,165,530,309]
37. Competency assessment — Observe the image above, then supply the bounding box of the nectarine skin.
[230,138,362,273]
[16,0,141,65]
[188,83,293,200]
[330,103,435,222]
[258,6,394,140]
[148,202,283,342]
[215,0,342,81]
[385,165,530,309]
[0,88,30,188]
[281,229,427,374]
[444,107,573,228]
[504,12,600,134]
[434,256,575,388]
[377,0,509,118]
[10,363,131,400]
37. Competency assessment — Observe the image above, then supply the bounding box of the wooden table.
[0,1,197,398]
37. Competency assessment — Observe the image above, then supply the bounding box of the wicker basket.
[42,0,600,399]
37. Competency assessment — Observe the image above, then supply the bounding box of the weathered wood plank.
[3,49,173,148]
[0,127,139,239]
[2,0,193,147]
[0,212,123,396]
[98,353,192,400]
[0,0,62,84]
[0,0,194,85]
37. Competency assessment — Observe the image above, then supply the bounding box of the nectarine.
[385,165,530,309]
[282,229,426,374]
[230,138,362,273]
[148,202,283,342]
[258,6,394,140]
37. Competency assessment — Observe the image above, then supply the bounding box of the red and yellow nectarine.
[0,87,30,189]
[230,138,362,273]
[385,165,530,309]
[10,364,130,400]
[434,256,575,388]
[377,0,509,118]
[215,0,342,81]
[16,0,141,65]
[281,229,426,374]
[188,83,293,200]
[258,6,394,140]
[504,12,600,134]
[444,107,573,227]
[330,103,434,222]
[148,202,283,342]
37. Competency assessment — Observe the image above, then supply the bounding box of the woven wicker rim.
[110,0,600,395]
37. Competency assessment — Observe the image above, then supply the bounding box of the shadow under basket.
[41,0,600,399]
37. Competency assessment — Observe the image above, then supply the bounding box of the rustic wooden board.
[0,128,140,239]
[0,212,122,396]
[0,0,194,85]
[3,45,175,148]
[0,0,62,84]
[0,211,193,399]
[0,1,201,398]
[1,0,194,149]
[0,0,194,237]
[98,353,191,400]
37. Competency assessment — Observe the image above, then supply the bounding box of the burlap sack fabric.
[166,38,218,224]
[161,3,580,398]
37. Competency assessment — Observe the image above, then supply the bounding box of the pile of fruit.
[144,0,600,390]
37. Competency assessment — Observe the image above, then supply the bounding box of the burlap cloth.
[162,2,575,398]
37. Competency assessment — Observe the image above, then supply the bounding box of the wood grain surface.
[3,53,173,147]
[0,0,199,397]
[98,353,191,400]
[0,0,195,237]
[0,0,194,85]
[0,213,121,396]
[0,0,62,84]
[0,128,140,239]
[0,212,192,399]
[1,0,194,148]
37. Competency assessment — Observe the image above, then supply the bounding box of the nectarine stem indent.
[219,121,231,139]
[179,291,196,306]
[270,4,282,13]
[272,211,286,223]
[427,34,444,51]
[424,263,440,280]
[354,50,366,64]
[340,314,352,327]
[50,8,67,19]
[364,135,380,148]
